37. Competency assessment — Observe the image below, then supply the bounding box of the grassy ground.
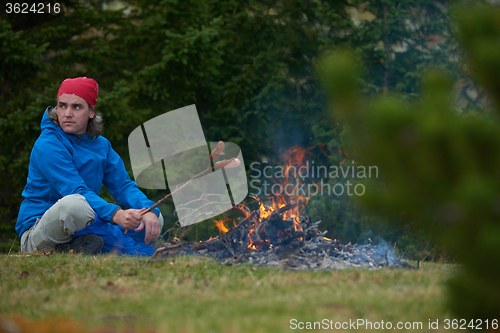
[0,253,458,332]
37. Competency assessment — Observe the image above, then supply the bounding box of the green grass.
[0,253,458,332]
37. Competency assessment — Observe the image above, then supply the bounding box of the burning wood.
[153,200,414,270]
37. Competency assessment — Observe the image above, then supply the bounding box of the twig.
[152,242,189,258]
[7,236,17,256]
[152,230,223,258]
[178,225,193,241]
[220,233,235,256]
[158,221,181,242]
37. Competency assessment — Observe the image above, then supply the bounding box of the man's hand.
[113,209,143,230]
[134,211,161,244]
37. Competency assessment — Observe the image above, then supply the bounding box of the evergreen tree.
[321,3,500,321]
[308,0,489,255]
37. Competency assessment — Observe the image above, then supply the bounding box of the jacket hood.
[41,107,58,131]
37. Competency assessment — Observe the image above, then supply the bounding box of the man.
[16,77,163,255]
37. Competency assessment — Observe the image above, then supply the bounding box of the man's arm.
[35,136,143,232]
[102,141,161,243]
[34,137,122,223]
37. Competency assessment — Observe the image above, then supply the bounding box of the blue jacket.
[16,108,160,254]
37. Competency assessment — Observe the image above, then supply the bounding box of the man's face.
[56,94,95,135]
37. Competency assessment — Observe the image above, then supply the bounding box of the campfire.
[153,145,413,270]
[154,199,411,269]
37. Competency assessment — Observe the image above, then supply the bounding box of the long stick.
[124,167,211,234]
[124,141,232,234]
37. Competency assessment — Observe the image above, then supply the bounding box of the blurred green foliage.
[0,0,488,257]
[321,3,500,322]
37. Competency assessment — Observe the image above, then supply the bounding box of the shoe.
[55,234,104,255]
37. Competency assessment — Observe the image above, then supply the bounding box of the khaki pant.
[21,194,164,253]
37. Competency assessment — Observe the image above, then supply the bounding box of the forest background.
[0,0,490,259]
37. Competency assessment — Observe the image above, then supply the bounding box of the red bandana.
[57,77,99,108]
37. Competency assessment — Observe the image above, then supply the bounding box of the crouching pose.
[16,77,163,255]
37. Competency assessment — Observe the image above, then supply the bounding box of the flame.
[214,218,229,234]
[244,145,318,251]
[339,148,349,166]
[245,145,313,249]
[281,145,314,178]
[233,204,251,219]
[276,145,314,231]
[211,144,333,252]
